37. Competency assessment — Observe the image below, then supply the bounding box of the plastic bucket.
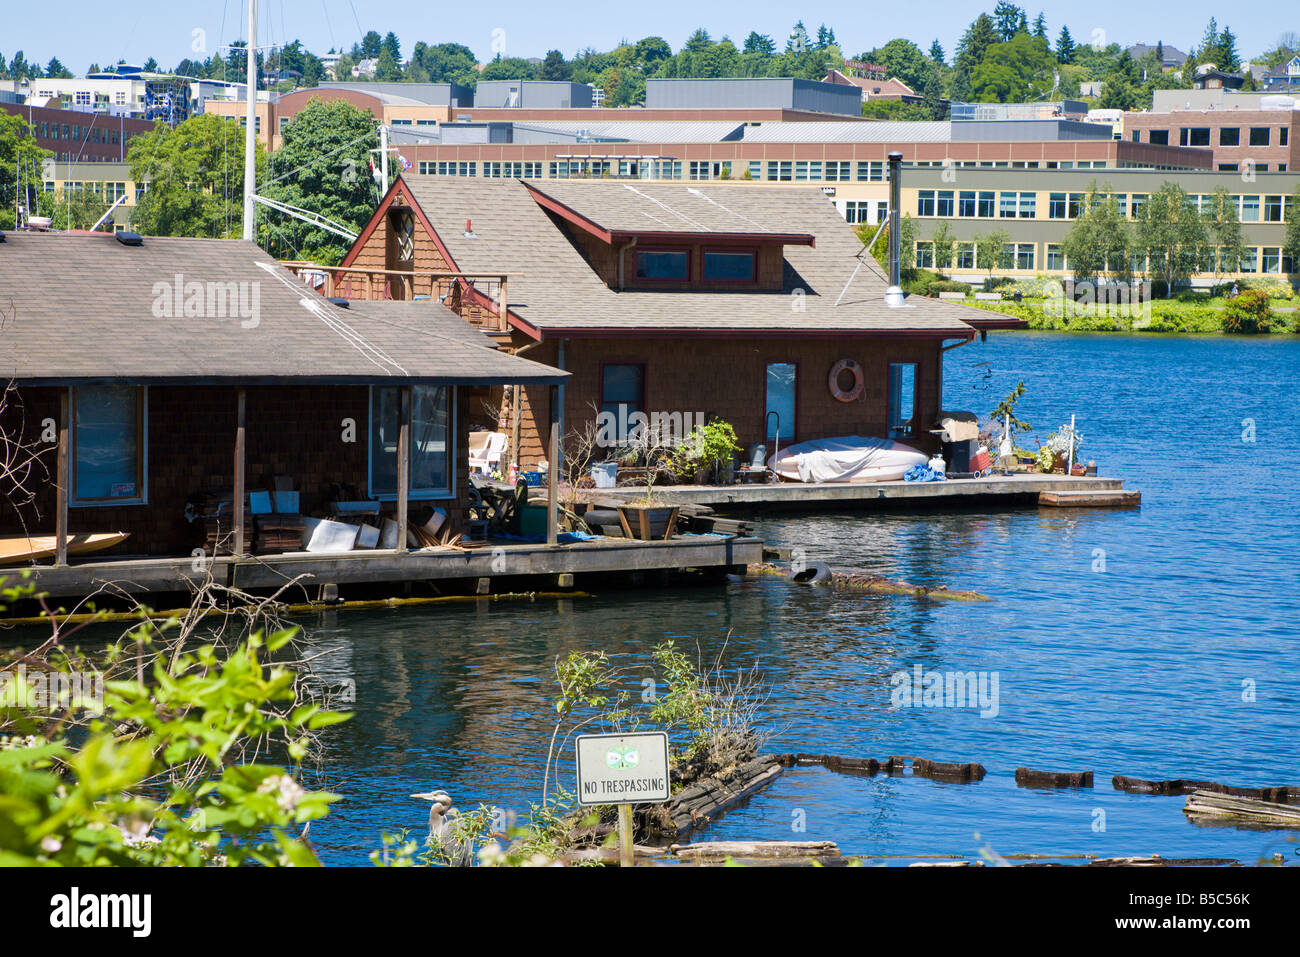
[591,462,617,488]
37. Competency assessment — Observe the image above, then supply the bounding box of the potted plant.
[670,418,741,486]
[614,422,679,540]
[1038,423,1084,474]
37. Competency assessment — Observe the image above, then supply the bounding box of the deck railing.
[278,261,511,333]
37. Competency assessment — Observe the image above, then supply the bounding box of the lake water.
[38,332,1300,865]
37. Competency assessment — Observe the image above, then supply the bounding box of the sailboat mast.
[241,0,258,240]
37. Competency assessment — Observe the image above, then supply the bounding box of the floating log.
[1113,775,1300,803]
[665,755,784,835]
[754,564,989,601]
[1183,790,1300,829]
[1038,489,1141,508]
[671,840,840,861]
[911,757,987,782]
[1015,767,1094,789]
[1087,855,1241,867]
[794,753,897,774]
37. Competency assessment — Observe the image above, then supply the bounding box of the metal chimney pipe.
[887,151,903,288]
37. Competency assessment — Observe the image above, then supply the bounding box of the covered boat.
[767,436,928,484]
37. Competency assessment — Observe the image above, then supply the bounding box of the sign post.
[575,731,670,868]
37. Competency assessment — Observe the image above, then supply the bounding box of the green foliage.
[1221,288,1275,334]
[0,578,347,866]
[975,229,1012,276]
[1062,182,1131,282]
[127,113,261,239]
[671,419,741,480]
[261,99,383,263]
[992,381,1031,435]
[38,187,109,231]
[1202,186,1248,280]
[1134,182,1209,297]
[0,112,51,227]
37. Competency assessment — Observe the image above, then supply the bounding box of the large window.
[1046,244,1066,271]
[72,385,146,505]
[702,249,756,282]
[369,386,453,499]
[765,363,796,442]
[936,190,954,217]
[1249,127,1270,146]
[635,249,689,281]
[957,190,977,217]
[1180,127,1210,147]
[955,242,975,269]
[1219,127,1240,146]
[887,363,916,439]
[600,363,645,422]
[998,192,1019,218]
[1240,195,1260,222]
[917,190,936,216]
[1148,129,1169,145]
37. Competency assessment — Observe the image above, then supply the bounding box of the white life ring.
[828,359,864,403]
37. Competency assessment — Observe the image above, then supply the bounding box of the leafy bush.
[1004,275,1064,298]
[1212,277,1295,300]
[1221,288,1276,334]
[926,279,973,295]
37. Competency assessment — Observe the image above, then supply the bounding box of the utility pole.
[241,0,258,241]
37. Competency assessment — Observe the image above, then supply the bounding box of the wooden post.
[511,384,523,475]
[55,390,69,566]
[547,384,559,547]
[233,389,246,558]
[617,804,634,868]
[395,385,411,554]
[498,276,508,332]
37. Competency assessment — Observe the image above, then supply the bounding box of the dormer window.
[702,248,757,282]
[635,249,689,281]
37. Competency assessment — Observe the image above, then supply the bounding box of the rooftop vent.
[327,297,350,308]
[115,231,144,246]
[463,218,477,239]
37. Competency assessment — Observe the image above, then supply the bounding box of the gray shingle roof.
[400,178,983,336]
[0,233,567,385]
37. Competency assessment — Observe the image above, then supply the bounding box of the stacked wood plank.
[255,515,305,554]
[191,491,251,556]
[661,754,784,836]
[1183,790,1300,828]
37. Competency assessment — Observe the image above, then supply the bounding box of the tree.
[930,221,955,273]
[684,28,713,53]
[743,32,776,56]
[867,38,931,91]
[40,187,109,230]
[127,114,261,239]
[976,229,1012,276]
[787,21,811,54]
[382,32,401,63]
[44,56,72,78]
[479,56,539,81]
[539,50,571,81]
[929,40,945,65]
[261,99,382,264]
[1134,182,1209,296]
[1203,186,1247,282]
[1033,12,1048,41]
[361,31,382,59]
[0,113,50,228]
[1285,187,1300,277]
[1061,183,1131,282]
[993,2,1026,42]
[972,32,1055,102]
[375,47,401,81]
[1056,26,1076,64]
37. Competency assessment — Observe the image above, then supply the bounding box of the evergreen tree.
[993,2,1025,42]
[382,32,401,63]
[929,40,945,64]
[361,31,382,59]
[1056,26,1076,64]
[1033,12,1048,41]
[787,21,811,54]
[744,32,776,56]
[539,49,571,80]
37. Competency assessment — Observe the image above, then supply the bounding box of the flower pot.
[616,504,680,541]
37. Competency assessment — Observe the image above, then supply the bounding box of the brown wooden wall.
[0,384,470,558]
[506,335,944,468]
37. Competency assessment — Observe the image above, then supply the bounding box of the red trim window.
[702,246,758,285]
[634,247,691,282]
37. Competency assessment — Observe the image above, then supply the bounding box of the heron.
[411,790,472,866]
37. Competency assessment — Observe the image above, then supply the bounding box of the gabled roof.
[393,177,988,339]
[0,233,567,386]
[522,180,816,245]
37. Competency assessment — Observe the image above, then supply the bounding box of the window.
[917,190,936,216]
[1149,130,1169,145]
[635,249,689,281]
[1240,248,1258,273]
[825,161,851,181]
[958,190,977,217]
[915,242,934,269]
[876,201,889,223]
[1130,193,1148,217]
[72,385,145,505]
[765,363,796,442]
[1046,244,1066,271]
[977,191,995,217]
[766,160,792,182]
[999,192,1018,218]
[857,160,884,181]
[1265,195,1284,222]
[794,160,821,181]
[702,249,755,282]
[1014,243,1035,270]
[1018,192,1036,218]
[748,161,762,180]
[369,386,453,499]
[688,160,711,180]
[1219,127,1240,146]
[600,364,645,424]
[955,243,975,269]
[1262,247,1281,273]
[887,363,916,439]
[1240,195,1260,222]
[936,190,954,217]
[1281,129,1289,146]
[1179,127,1210,147]
[1249,127,1270,147]
[843,201,871,223]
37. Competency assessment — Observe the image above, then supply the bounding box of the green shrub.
[1222,288,1276,333]
[926,279,972,295]
[1004,275,1064,298]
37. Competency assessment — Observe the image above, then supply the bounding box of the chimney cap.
[887,150,903,161]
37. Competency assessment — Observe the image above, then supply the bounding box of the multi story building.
[31,160,146,230]
[1126,92,1298,172]
[1,102,155,163]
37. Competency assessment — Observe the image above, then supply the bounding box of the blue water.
[298,333,1300,864]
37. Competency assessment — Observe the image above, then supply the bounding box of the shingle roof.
[0,233,567,386]
[400,178,984,337]
[524,180,817,239]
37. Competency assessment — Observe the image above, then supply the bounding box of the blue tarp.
[904,463,946,482]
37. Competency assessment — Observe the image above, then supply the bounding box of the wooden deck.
[11,536,763,601]
[583,473,1134,512]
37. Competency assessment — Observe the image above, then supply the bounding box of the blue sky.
[2,1,1292,74]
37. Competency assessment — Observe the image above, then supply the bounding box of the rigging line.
[261,126,379,186]
[321,0,336,52]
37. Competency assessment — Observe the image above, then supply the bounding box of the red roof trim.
[526,327,976,341]
[524,183,614,243]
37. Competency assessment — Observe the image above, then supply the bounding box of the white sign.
[575,732,670,806]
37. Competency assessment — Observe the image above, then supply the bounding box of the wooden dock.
[584,473,1135,513]
[10,536,763,602]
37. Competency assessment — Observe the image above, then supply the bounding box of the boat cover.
[768,436,928,483]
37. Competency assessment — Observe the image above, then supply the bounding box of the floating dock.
[10,536,763,603]
[583,473,1136,513]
